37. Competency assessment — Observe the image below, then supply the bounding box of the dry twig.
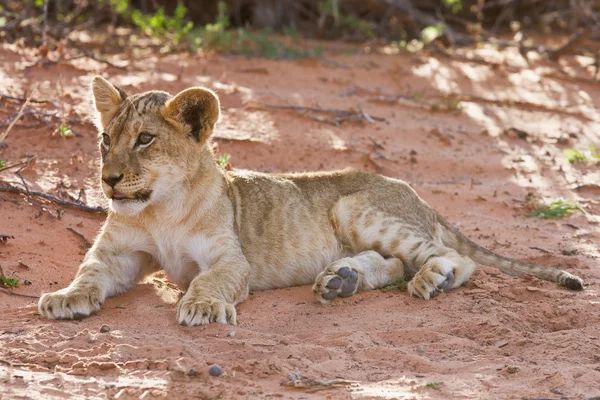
[67,227,92,249]
[24,54,126,73]
[0,92,32,143]
[0,181,107,214]
[0,288,39,299]
[0,234,14,244]
[261,104,384,126]
[282,368,357,392]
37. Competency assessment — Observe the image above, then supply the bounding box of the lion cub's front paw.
[38,287,103,320]
[177,299,237,326]
[407,259,455,300]
[313,261,360,304]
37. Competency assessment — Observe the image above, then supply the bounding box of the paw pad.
[313,264,360,304]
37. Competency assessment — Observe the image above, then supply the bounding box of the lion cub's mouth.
[111,190,152,202]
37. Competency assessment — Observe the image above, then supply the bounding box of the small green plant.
[442,0,463,14]
[0,159,5,169]
[426,382,441,390]
[198,1,233,50]
[0,272,19,288]
[528,199,584,219]
[381,275,408,291]
[58,123,73,137]
[563,148,587,163]
[217,153,231,169]
[130,3,193,45]
[319,0,374,39]
[421,23,445,45]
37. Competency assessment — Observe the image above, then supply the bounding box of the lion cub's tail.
[436,215,584,290]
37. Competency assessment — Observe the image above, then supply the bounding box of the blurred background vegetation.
[1,0,599,57]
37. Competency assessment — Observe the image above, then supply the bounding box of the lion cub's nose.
[102,173,124,188]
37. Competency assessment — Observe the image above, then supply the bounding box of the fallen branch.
[0,287,40,299]
[0,92,55,104]
[67,227,92,249]
[0,92,32,143]
[261,104,384,126]
[0,160,33,174]
[548,29,593,62]
[282,368,358,391]
[0,182,107,214]
[24,53,126,73]
[0,234,14,244]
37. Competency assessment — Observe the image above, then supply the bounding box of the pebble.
[228,331,236,337]
[416,345,424,353]
[187,368,197,377]
[208,365,222,377]
[99,324,110,333]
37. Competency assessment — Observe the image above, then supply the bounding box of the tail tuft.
[560,273,584,291]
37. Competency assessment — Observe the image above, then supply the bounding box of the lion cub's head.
[91,76,220,216]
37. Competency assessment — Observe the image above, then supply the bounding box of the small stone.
[506,366,519,374]
[416,345,424,353]
[187,368,197,377]
[228,331,236,337]
[526,286,540,292]
[208,365,222,377]
[99,325,110,333]
[23,280,32,285]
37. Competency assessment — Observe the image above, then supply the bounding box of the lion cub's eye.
[136,132,155,147]
[102,133,111,148]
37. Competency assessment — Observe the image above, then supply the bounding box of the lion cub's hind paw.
[407,262,455,300]
[313,263,359,304]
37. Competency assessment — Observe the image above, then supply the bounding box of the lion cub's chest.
[149,229,213,289]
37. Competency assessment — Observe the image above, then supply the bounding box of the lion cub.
[38,77,584,325]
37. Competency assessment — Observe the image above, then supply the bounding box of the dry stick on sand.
[0,159,33,173]
[282,368,358,392]
[0,287,39,299]
[0,181,107,214]
[0,92,32,143]
[0,234,14,244]
[0,92,54,104]
[261,104,384,126]
[66,227,92,249]
[24,54,127,73]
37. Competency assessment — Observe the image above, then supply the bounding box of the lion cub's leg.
[38,222,157,320]
[332,196,475,300]
[313,251,404,304]
[406,250,475,300]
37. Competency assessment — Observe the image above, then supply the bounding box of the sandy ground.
[0,40,599,399]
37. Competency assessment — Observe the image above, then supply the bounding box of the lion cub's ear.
[162,87,220,143]
[91,76,128,128]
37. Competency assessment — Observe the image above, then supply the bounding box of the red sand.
[1,42,599,399]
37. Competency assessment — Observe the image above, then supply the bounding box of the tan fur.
[38,78,585,325]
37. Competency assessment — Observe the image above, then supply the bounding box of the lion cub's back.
[227,168,376,289]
